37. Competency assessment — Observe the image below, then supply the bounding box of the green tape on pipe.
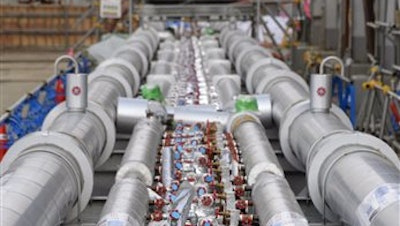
[235,95,258,112]
[141,84,164,102]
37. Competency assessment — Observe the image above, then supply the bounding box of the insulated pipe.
[116,118,164,186]
[229,113,283,185]
[97,178,149,226]
[0,28,159,226]
[252,172,309,226]
[116,98,273,133]
[229,113,308,225]
[224,29,400,225]
[98,118,163,226]
[162,147,174,188]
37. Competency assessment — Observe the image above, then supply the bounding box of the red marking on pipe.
[317,87,326,96]
[72,86,81,96]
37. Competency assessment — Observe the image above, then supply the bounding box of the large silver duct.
[98,118,163,226]
[223,28,400,226]
[0,28,159,226]
[228,113,308,226]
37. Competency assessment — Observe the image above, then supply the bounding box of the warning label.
[100,0,122,19]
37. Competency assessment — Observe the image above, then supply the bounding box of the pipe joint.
[246,58,290,94]
[307,131,400,222]
[279,100,352,171]
[1,131,94,221]
[42,101,116,168]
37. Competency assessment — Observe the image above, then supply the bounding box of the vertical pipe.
[66,73,88,112]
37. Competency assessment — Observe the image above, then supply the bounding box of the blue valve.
[191,140,197,146]
[169,194,177,202]
[176,145,184,153]
[174,151,181,160]
[204,174,213,183]
[175,161,183,170]
[197,187,207,196]
[198,146,206,154]
[171,182,179,191]
[170,210,181,220]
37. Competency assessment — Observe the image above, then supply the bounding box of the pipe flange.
[205,48,225,60]
[42,101,116,168]
[279,100,353,171]
[1,131,94,221]
[116,162,153,186]
[89,70,133,98]
[246,58,290,94]
[219,27,232,46]
[228,37,257,61]
[200,40,219,50]
[200,35,216,42]
[127,35,153,59]
[226,112,262,133]
[253,94,273,128]
[246,158,284,186]
[207,59,232,74]
[95,58,140,97]
[151,61,179,75]
[235,46,272,78]
[221,30,239,50]
[135,29,158,52]
[157,50,178,61]
[213,74,241,89]
[254,69,309,95]
[112,46,149,77]
[147,26,160,49]
[306,132,400,221]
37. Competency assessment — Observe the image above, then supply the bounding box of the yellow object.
[370,66,379,73]
[382,85,391,94]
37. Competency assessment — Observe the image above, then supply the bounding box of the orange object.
[0,124,8,161]
[55,78,65,103]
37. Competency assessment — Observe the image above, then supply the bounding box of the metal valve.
[54,55,88,112]
[310,56,344,113]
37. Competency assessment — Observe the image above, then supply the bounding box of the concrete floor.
[0,50,65,113]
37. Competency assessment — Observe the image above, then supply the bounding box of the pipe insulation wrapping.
[0,28,159,226]
[0,150,79,226]
[231,115,307,225]
[223,28,400,225]
[116,118,164,185]
[252,172,308,226]
[232,119,283,185]
[97,178,149,226]
[98,117,163,226]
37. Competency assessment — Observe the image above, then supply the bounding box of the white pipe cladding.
[0,28,159,226]
[231,115,308,226]
[221,28,400,226]
[98,118,163,226]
